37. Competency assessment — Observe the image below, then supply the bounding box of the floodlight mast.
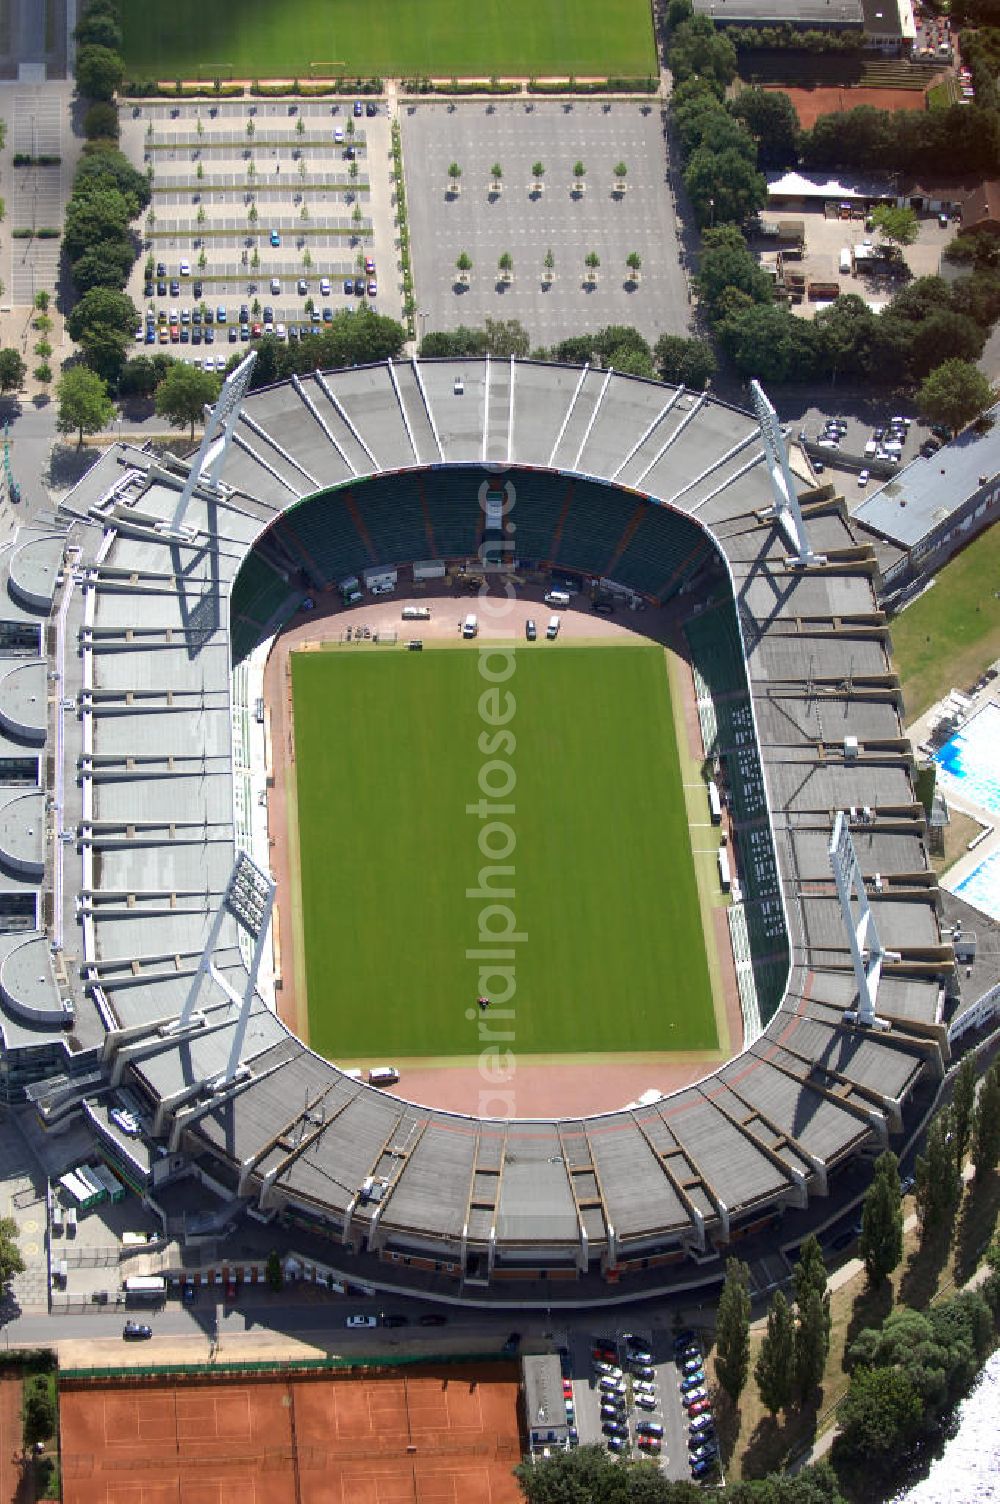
[829,811,897,1030]
[168,351,257,535]
[176,850,276,1087]
[750,379,826,568]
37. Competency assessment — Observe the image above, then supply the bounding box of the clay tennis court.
[765,83,931,129]
[60,1363,525,1504]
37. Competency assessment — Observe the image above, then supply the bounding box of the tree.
[118,356,162,400]
[833,1365,923,1481]
[490,161,503,190]
[715,1257,752,1402]
[0,1215,25,1289]
[498,251,513,283]
[34,290,50,312]
[613,161,628,194]
[626,251,642,285]
[696,229,772,324]
[971,1061,1000,1180]
[916,1103,963,1241]
[584,251,601,284]
[793,1233,831,1399]
[573,160,586,191]
[514,1443,631,1504]
[0,348,26,395]
[447,161,461,194]
[872,204,919,251]
[71,238,136,295]
[532,160,545,188]
[684,145,767,228]
[543,247,555,280]
[74,8,123,49]
[155,361,220,439]
[22,1380,56,1449]
[56,365,115,446]
[668,16,738,95]
[860,1149,903,1286]
[952,1054,978,1171]
[83,100,119,140]
[755,1289,795,1415]
[654,333,716,388]
[456,251,472,284]
[74,146,151,213]
[482,318,530,357]
[67,286,137,346]
[265,1249,283,1290]
[729,87,800,168]
[75,43,126,101]
[918,358,995,434]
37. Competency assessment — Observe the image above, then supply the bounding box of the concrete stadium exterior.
[0,358,955,1301]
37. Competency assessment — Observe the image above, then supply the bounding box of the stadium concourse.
[0,357,955,1301]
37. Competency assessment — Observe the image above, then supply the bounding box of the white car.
[320,277,331,295]
[635,1393,659,1411]
[179,260,191,276]
[275,323,287,340]
[857,469,870,487]
[593,1361,622,1377]
[334,127,344,143]
[270,278,281,295]
[346,1314,377,1328]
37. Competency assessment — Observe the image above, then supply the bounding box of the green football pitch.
[291,644,717,1062]
[118,0,657,81]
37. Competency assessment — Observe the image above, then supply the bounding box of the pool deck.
[909,681,1000,912]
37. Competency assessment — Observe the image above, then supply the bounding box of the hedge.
[526,76,658,94]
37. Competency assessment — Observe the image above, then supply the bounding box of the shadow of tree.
[740,1397,820,1481]
[711,1387,742,1466]
[898,1231,951,1310]
[954,1171,999,1286]
[844,1279,893,1362]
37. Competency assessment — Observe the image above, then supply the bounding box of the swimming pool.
[933,701,1000,818]
[954,849,1000,922]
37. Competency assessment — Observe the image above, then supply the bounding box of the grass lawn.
[291,644,716,1061]
[119,0,657,82]
[890,521,1000,721]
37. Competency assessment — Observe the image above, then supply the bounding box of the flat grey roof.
[854,404,1000,548]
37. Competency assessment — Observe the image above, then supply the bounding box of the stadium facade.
[0,359,955,1299]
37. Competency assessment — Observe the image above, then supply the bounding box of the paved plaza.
[119,96,401,349]
[402,100,693,349]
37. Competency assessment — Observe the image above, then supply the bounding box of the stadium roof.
[766,170,895,202]
[854,403,1000,548]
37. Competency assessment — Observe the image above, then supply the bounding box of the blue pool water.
[933,702,1000,818]
[955,849,1000,922]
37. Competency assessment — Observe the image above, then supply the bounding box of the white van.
[544,589,571,607]
[546,615,560,639]
[402,606,430,621]
[462,613,478,638]
[368,1066,400,1087]
[839,247,852,275]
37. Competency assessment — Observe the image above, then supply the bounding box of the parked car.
[123,1321,152,1340]
[688,1398,712,1417]
[593,1361,621,1377]
[270,230,281,247]
[635,1393,659,1411]
[680,1371,706,1393]
[346,1314,377,1328]
[681,1356,704,1376]
[683,1387,708,1408]
[858,469,870,487]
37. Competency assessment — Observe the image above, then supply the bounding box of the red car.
[562,1379,573,1398]
[637,1436,661,1453]
[592,1346,616,1363]
[688,1398,712,1417]
[251,322,263,338]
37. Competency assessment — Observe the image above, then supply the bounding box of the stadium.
[0,357,954,1302]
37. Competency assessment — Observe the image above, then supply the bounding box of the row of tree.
[417,319,716,389]
[515,1444,847,1504]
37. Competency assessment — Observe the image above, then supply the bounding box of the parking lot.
[563,1324,718,1485]
[402,100,693,347]
[118,96,399,358]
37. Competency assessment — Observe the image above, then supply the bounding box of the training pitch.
[119,0,658,82]
[291,643,717,1064]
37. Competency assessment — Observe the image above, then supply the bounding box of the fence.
[59,1349,517,1383]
